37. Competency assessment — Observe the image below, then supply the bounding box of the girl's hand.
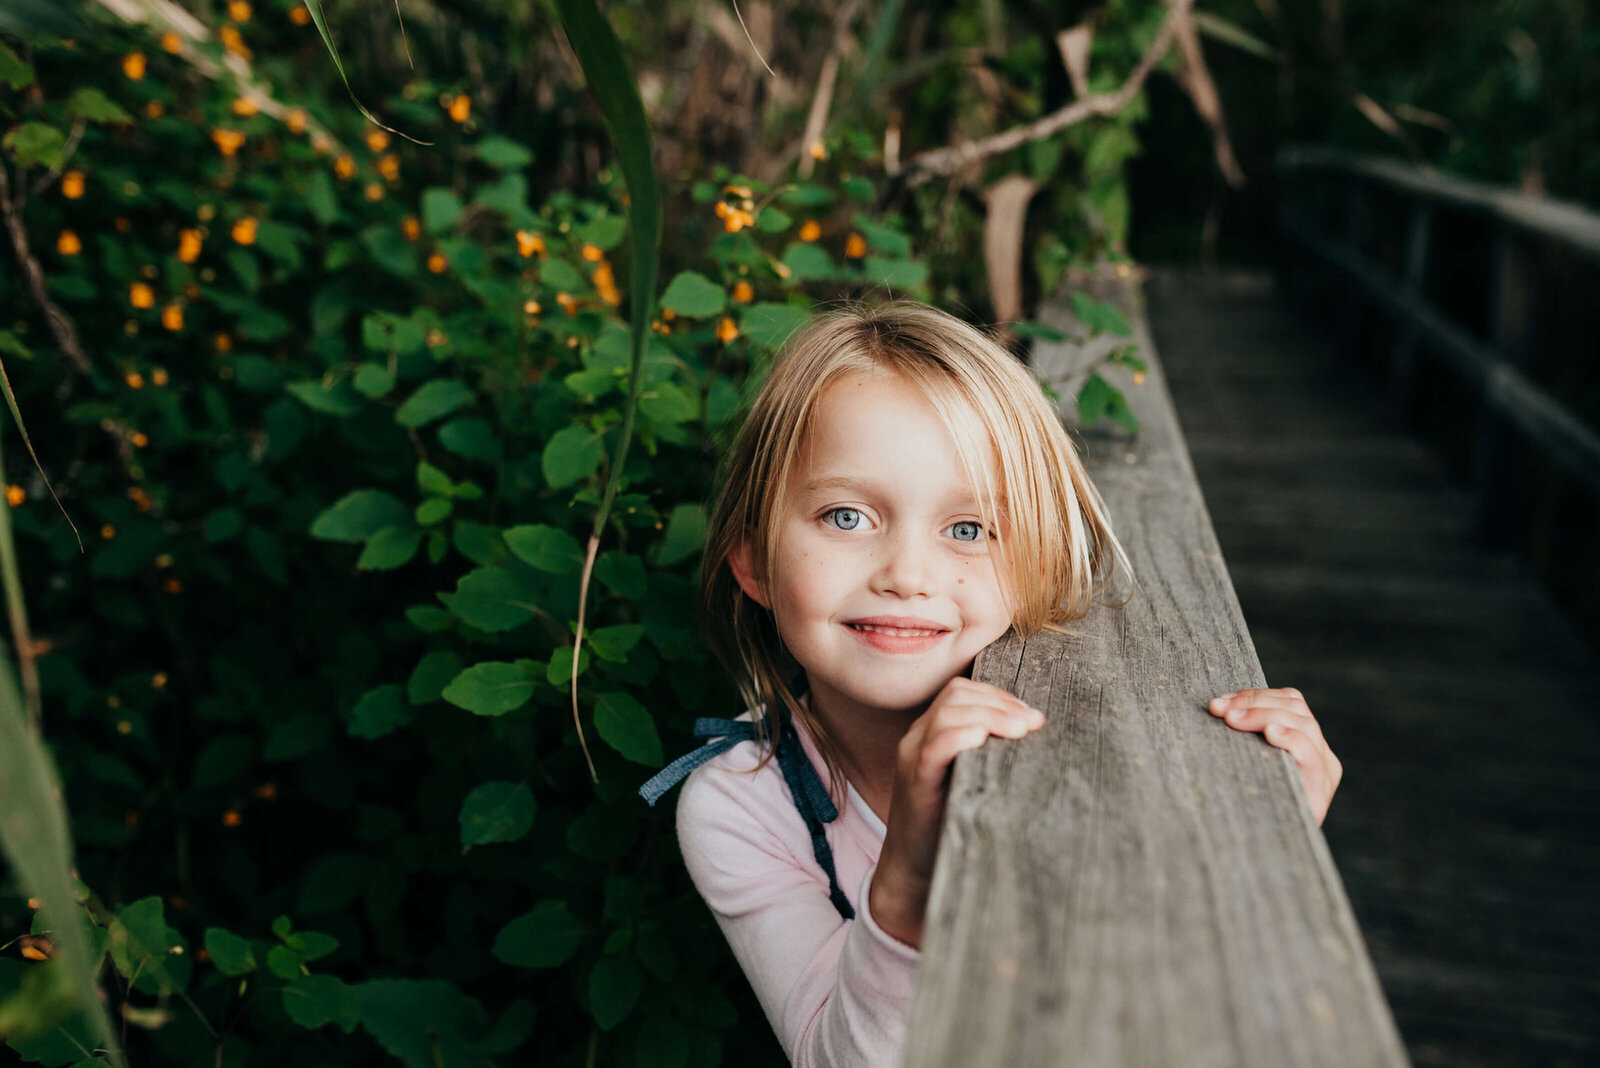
[869,678,1046,950]
[1209,687,1341,826]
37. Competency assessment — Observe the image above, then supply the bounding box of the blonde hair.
[701,300,1132,797]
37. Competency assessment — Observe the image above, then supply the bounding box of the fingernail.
[1027,708,1045,726]
[1227,707,1245,722]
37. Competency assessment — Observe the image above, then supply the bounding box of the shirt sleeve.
[676,755,921,1068]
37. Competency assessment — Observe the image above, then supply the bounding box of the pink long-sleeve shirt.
[675,711,921,1066]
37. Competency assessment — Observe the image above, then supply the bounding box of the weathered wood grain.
[900,281,1408,1067]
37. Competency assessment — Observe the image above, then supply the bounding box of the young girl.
[639,301,1341,1066]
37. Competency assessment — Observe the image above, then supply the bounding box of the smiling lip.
[843,615,952,654]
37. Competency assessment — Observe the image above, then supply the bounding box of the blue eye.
[948,521,983,542]
[826,508,862,531]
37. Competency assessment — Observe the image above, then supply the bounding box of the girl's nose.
[870,533,937,598]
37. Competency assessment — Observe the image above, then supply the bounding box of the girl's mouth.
[843,618,950,652]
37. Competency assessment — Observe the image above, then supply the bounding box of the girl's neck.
[804,682,924,820]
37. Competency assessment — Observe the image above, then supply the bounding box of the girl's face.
[731,370,1012,724]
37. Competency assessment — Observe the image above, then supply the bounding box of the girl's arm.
[870,677,1046,949]
[676,750,921,1066]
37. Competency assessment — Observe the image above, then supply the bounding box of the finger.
[1264,723,1339,824]
[1209,692,1311,720]
[911,722,993,787]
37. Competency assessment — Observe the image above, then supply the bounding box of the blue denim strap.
[637,699,856,922]
[637,718,757,807]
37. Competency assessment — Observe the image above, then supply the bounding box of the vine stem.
[0,439,41,729]
[570,534,601,783]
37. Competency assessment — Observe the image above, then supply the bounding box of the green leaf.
[264,712,331,761]
[755,206,791,232]
[415,497,453,526]
[439,416,498,463]
[357,525,423,570]
[408,650,463,705]
[575,213,628,250]
[781,243,833,282]
[659,271,726,318]
[594,692,663,765]
[1011,321,1067,341]
[4,122,65,168]
[655,503,706,566]
[109,897,189,995]
[492,901,585,969]
[396,379,475,428]
[66,87,132,124]
[421,187,464,234]
[542,425,606,489]
[451,520,499,565]
[0,41,34,90]
[352,362,396,398]
[1067,291,1132,337]
[546,646,590,687]
[350,684,412,740]
[353,979,491,1068]
[284,973,361,1033]
[203,506,244,543]
[204,928,257,976]
[739,301,811,351]
[540,255,585,291]
[589,955,642,1030]
[299,851,369,913]
[862,257,928,290]
[459,781,537,845]
[311,490,409,543]
[634,1014,689,1068]
[438,567,542,632]
[779,183,835,208]
[286,378,365,416]
[268,944,304,981]
[405,605,454,633]
[1077,372,1115,426]
[595,552,646,599]
[504,524,584,573]
[443,661,538,717]
[476,136,535,169]
[588,625,644,663]
[417,462,454,496]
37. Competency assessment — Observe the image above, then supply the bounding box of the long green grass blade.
[552,0,661,783]
[0,478,122,1064]
[300,0,433,145]
[0,355,81,551]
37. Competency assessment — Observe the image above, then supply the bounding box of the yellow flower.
[285,108,308,135]
[231,97,259,117]
[1132,371,1146,386]
[798,219,821,242]
[162,304,184,331]
[310,132,333,155]
[447,94,471,123]
[732,280,754,303]
[365,129,390,153]
[145,100,165,119]
[522,300,542,316]
[426,252,447,274]
[230,217,257,245]
[555,291,577,315]
[723,209,754,234]
[844,232,867,259]
[660,308,676,322]
[128,486,152,512]
[129,283,155,309]
[290,4,311,26]
[131,433,150,449]
[581,243,603,263]
[122,52,146,80]
[218,26,251,59]
[214,332,233,353]
[227,0,252,22]
[152,368,169,386]
[809,140,827,160]
[401,216,421,241]
[61,170,84,199]
[115,217,131,233]
[211,129,246,157]
[161,31,183,53]
[57,231,81,256]
[163,576,183,594]
[125,372,146,389]
[377,153,400,181]
[516,230,546,258]
[364,182,385,202]
[593,264,620,306]
[4,485,25,507]
[716,317,739,343]
[773,260,792,280]
[100,524,116,540]
[723,184,753,199]
[334,154,355,180]
[222,810,242,828]
[177,228,202,263]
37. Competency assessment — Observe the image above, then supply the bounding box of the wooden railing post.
[902,277,1408,1068]
[1390,201,1433,414]
[1473,222,1535,548]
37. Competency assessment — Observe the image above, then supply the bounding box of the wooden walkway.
[1145,269,1600,1068]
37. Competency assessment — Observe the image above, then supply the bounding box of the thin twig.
[0,164,93,379]
[893,0,1194,187]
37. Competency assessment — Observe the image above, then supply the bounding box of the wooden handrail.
[902,279,1407,1067]
[1278,145,1600,262]
[1275,146,1600,543]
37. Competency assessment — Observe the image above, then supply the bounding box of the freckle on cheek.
[957,578,964,584]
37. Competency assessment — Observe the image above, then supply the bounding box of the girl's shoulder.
[675,709,817,851]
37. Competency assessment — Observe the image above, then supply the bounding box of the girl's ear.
[727,541,770,608]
